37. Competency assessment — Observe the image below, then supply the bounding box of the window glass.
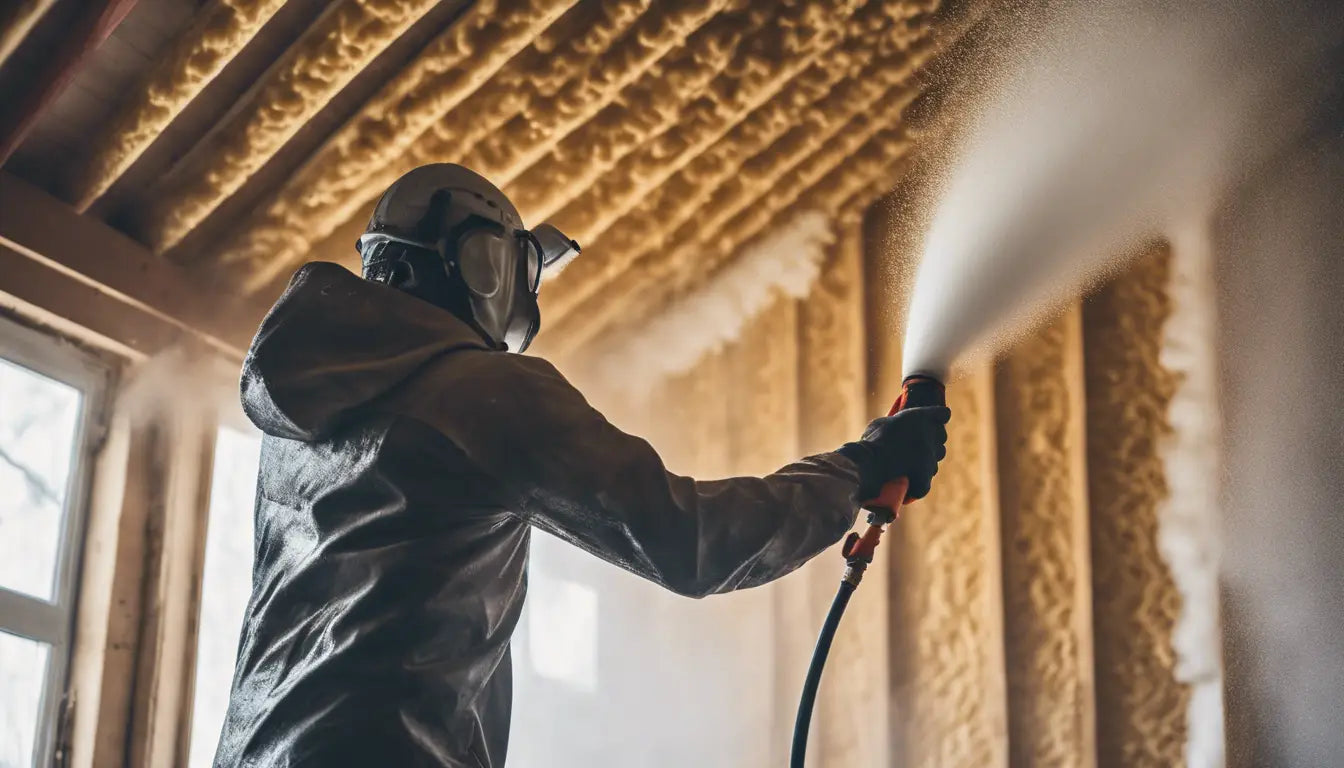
[0,358,81,602]
[0,630,51,768]
[187,427,262,768]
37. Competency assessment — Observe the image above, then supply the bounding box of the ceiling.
[0,0,984,361]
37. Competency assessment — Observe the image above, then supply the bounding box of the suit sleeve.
[453,354,861,597]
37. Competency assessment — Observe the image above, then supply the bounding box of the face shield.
[359,218,579,353]
[357,164,580,353]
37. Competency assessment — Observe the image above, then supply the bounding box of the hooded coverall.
[212,262,863,767]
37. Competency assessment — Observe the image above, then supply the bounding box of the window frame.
[0,314,111,768]
[179,418,263,767]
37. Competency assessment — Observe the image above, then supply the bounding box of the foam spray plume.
[898,0,1341,380]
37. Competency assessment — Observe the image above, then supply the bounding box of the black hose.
[789,578,857,768]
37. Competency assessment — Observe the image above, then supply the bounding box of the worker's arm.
[438,353,862,597]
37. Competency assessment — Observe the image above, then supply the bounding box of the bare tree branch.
[0,443,62,509]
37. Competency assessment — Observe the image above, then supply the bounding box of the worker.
[213,164,950,768]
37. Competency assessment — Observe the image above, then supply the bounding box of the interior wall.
[865,186,1192,768]
[520,157,1294,768]
[1213,126,1344,768]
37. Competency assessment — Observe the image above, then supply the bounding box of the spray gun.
[789,374,946,768]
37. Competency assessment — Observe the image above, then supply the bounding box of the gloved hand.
[836,406,951,503]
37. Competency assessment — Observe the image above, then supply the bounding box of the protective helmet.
[357,164,580,352]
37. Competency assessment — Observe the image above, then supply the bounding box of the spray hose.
[789,375,945,768]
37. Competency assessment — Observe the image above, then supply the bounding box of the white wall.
[1212,124,1344,767]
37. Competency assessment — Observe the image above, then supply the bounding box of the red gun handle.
[858,391,914,514]
[863,475,910,515]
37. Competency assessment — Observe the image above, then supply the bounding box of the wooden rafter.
[4,0,987,365]
[541,10,940,326]
[0,174,249,360]
[217,0,732,291]
[135,0,488,254]
[0,0,140,166]
[68,0,290,211]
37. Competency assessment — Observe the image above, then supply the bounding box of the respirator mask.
[357,164,580,353]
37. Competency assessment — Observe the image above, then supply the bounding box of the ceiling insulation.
[139,0,521,254]
[0,0,984,368]
[69,0,290,212]
[220,0,722,290]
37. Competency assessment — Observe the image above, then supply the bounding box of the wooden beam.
[0,0,139,165]
[67,413,160,768]
[0,174,250,360]
[70,0,291,212]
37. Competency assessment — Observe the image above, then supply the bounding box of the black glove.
[836,406,951,502]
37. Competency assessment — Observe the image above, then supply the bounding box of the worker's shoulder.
[407,348,580,408]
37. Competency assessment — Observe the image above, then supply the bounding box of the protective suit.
[212,262,865,767]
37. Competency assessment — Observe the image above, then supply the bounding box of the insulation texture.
[227,0,723,289]
[541,9,937,325]
[69,0,290,211]
[888,369,1010,768]
[1083,245,1190,768]
[545,79,925,359]
[140,0,474,253]
[543,0,879,251]
[995,306,1097,768]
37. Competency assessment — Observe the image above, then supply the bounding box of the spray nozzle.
[840,374,949,570]
[888,374,947,415]
[858,374,948,519]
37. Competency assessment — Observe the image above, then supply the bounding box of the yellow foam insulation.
[344,0,729,229]
[542,19,938,329]
[215,0,591,286]
[227,0,726,291]
[69,0,290,211]
[80,0,978,315]
[546,81,924,358]
[448,0,738,185]
[540,0,874,248]
[502,0,795,223]
[139,0,479,253]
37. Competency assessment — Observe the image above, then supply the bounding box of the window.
[0,319,107,768]
[186,426,262,768]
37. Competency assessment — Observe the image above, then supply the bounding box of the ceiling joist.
[541,11,938,326]
[137,0,481,254]
[68,0,290,212]
[2,0,986,369]
[223,0,732,292]
[541,0,875,250]
[0,0,140,165]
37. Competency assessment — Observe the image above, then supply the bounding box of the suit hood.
[241,262,491,441]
